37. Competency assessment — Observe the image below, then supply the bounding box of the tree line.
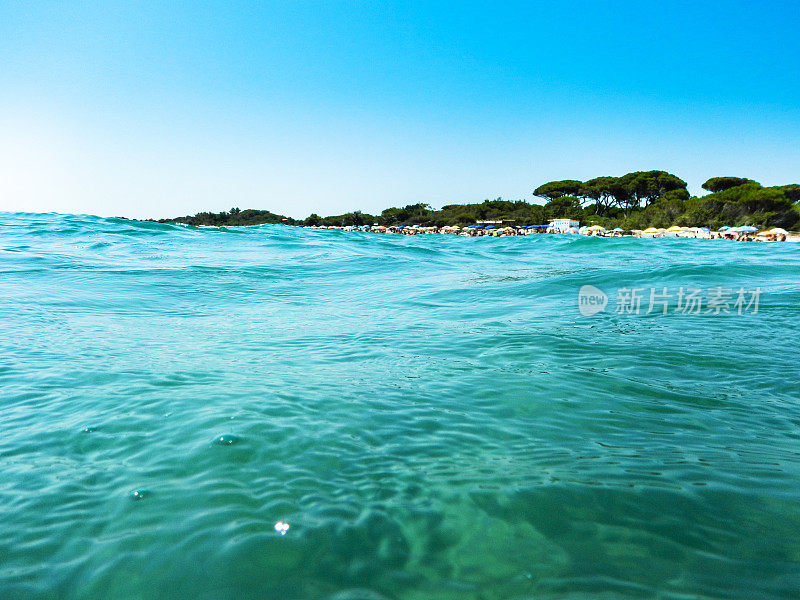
[158,170,800,230]
[529,171,799,229]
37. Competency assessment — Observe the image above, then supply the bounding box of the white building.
[549,219,580,232]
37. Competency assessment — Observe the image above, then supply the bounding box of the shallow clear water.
[1,212,799,600]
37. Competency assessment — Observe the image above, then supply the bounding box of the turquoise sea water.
[2,212,800,600]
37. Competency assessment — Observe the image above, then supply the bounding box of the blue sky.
[1,1,798,219]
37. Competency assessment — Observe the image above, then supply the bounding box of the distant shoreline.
[299,224,799,242]
[156,172,800,232]
[185,221,799,242]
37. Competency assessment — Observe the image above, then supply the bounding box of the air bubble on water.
[129,489,149,501]
[274,521,290,535]
[82,426,96,433]
[215,434,240,446]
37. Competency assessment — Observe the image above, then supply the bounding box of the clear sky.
[1,1,798,219]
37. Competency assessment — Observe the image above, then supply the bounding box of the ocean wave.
[1,211,799,599]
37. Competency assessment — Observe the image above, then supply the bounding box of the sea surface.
[2,212,800,600]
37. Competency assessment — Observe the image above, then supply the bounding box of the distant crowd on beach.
[303,223,794,242]
[636,226,790,242]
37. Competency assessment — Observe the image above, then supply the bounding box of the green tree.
[533,180,583,201]
[544,196,583,220]
[618,171,687,207]
[779,184,800,203]
[701,177,756,193]
[608,178,635,214]
[580,176,618,215]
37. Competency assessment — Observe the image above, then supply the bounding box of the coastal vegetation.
[163,207,290,227]
[158,171,800,230]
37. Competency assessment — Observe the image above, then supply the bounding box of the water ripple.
[1,212,799,599]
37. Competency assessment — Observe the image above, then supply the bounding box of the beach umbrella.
[718,226,731,231]
[484,225,495,229]
[769,228,788,235]
[756,230,772,236]
[666,225,682,231]
[699,227,710,231]
[643,227,660,233]
[612,228,624,232]
[738,226,758,233]
[587,225,606,231]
